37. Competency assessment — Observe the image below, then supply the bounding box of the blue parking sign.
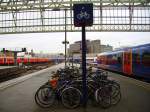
[73,3,93,27]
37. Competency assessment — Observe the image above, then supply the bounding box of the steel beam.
[0,0,150,34]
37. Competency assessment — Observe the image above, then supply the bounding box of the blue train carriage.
[86,57,97,67]
[97,52,107,69]
[68,56,81,64]
[97,43,150,80]
[132,44,150,80]
[97,51,123,72]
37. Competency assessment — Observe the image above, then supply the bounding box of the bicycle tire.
[34,85,55,108]
[95,86,111,109]
[61,87,82,109]
[111,90,121,105]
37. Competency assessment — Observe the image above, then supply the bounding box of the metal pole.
[65,9,67,68]
[72,53,73,67]
[82,26,87,107]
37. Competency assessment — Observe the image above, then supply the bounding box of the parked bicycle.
[34,66,121,109]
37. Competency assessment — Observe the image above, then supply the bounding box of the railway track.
[0,63,54,83]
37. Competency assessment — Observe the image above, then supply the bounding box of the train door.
[123,49,132,75]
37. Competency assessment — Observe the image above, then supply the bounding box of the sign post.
[73,3,93,107]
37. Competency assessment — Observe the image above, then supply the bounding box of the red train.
[0,56,52,65]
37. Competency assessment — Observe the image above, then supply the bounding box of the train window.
[117,57,122,64]
[117,53,122,64]
[133,51,140,64]
[136,54,140,64]
[142,52,150,66]
[112,55,117,60]
[111,54,118,64]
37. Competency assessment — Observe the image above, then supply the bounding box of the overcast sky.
[0,32,150,53]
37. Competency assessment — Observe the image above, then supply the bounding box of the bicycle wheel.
[111,89,121,105]
[108,81,121,105]
[35,85,55,108]
[95,86,111,109]
[88,84,98,106]
[61,87,82,109]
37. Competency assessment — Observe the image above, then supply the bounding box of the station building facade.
[68,39,113,57]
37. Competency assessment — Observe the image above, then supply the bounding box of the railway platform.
[0,63,150,112]
[0,66,18,82]
[0,66,17,70]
